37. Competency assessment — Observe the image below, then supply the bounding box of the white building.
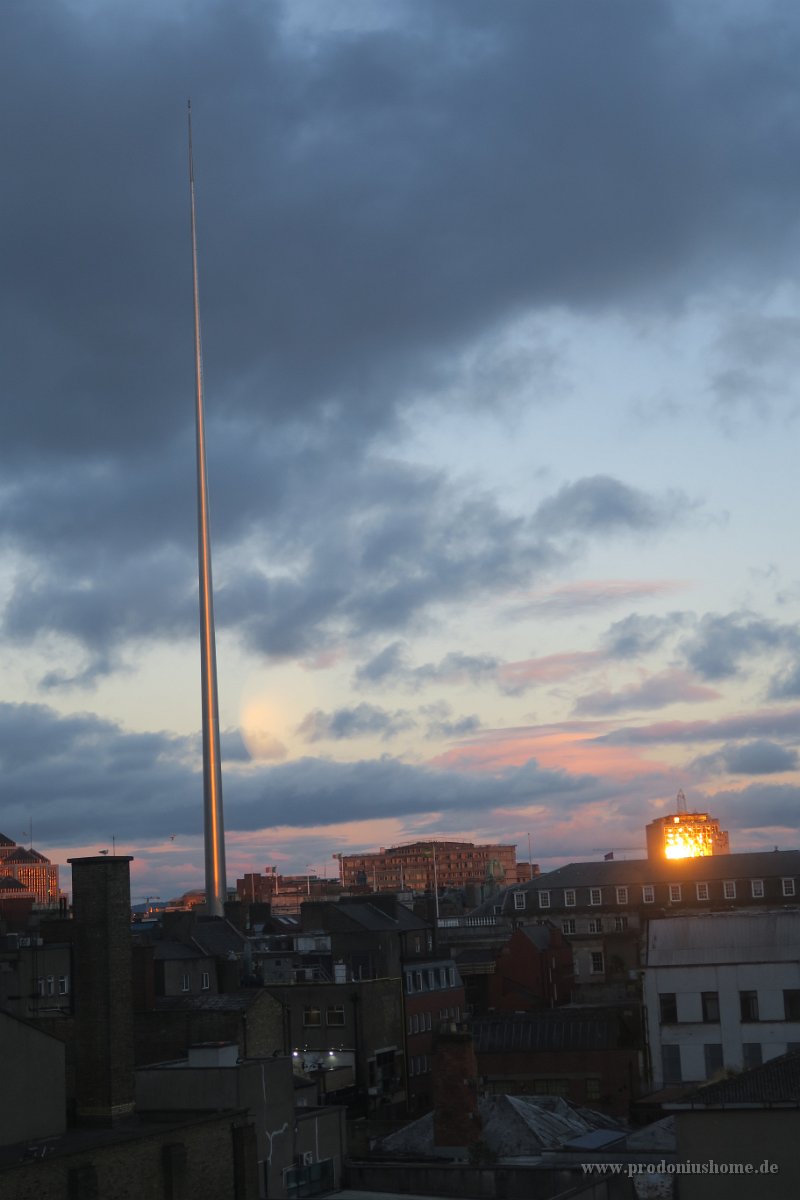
[644,911,800,1088]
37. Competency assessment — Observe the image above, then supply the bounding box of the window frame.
[723,880,736,900]
[751,879,765,899]
[696,882,709,902]
[669,884,682,903]
[616,886,628,905]
[564,889,576,907]
[513,891,526,911]
[589,887,602,906]
[782,878,796,898]
[642,884,655,904]
[538,890,551,909]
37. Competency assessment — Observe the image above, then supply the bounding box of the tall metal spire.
[188,101,227,917]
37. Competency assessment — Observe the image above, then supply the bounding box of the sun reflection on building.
[646,790,730,862]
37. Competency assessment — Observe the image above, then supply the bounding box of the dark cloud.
[678,612,799,681]
[533,476,691,537]
[0,699,606,849]
[603,612,690,659]
[0,0,798,677]
[573,669,718,716]
[297,703,415,743]
[696,783,800,835]
[692,739,798,777]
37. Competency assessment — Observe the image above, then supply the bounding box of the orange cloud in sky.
[431,723,670,780]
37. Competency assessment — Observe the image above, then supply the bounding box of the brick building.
[338,840,517,892]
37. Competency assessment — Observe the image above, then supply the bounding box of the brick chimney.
[432,1026,482,1157]
[68,856,135,1124]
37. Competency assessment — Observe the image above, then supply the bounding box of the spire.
[188,102,227,916]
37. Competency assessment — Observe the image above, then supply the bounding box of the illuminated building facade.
[339,840,517,893]
[646,812,730,862]
[0,834,60,905]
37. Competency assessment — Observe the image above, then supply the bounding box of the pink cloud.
[511,578,687,616]
[499,651,603,689]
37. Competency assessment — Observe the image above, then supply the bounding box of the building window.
[514,892,526,911]
[588,918,603,934]
[326,1005,345,1027]
[586,1078,601,1101]
[659,993,678,1024]
[426,1011,432,1031]
[564,889,576,907]
[303,1006,322,1027]
[614,916,628,932]
[427,970,435,989]
[180,974,190,993]
[701,991,720,1022]
[616,886,628,905]
[201,971,210,990]
[740,991,759,1022]
[743,1043,763,1070]
[696,883,709,901]
[415,971,423,991]
[58,975,69,995]
[784,990,800,1021]
[669,884,682,903]
[589,888,602,906]
[405,972,414,993]
[562,918,576,934]
[538,890,550,909]
[723,880,736,900]
[751,879,765,899]
[661,1044,682,1084]
[493,905,503,915]
[36,978,46,998]
[590,951,604,975]
[642,885,655,904]
[448,967,455,987]
[782,878,796,897]
[412,1013,420,1034]
[704,1043,723,1078]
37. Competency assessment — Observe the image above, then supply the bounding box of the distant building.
[0,834,60,906]
[338,840,517,892]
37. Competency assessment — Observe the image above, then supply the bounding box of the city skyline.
[2,1,800,901]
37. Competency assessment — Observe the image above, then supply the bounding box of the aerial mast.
[188,101,227,917]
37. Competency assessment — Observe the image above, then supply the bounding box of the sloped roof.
[190,917,246,957]
[152,940,208,961]
[374,1093,623,1158]
[671,1050,800,1109]
[0,833,16,846]
[472,1008,632,1054]
[647,910,800,965]
[473,848,800,915]
[0,875,29,892]
[335,900,427,932]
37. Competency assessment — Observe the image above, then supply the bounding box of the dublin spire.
[188,101,227,917]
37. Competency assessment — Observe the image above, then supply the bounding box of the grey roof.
[335,900,427,932]
[0,875,28,891]
[152,940,208,961]
[472,1010,627,1054]
[154,990,266,1013]
[671,1050,800,1109]
[474,848,800,915]
[375,1093,623,1158]
[647,910,800,965]
[190,918,246,957]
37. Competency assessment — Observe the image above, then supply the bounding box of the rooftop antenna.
[188,101,227,917]
[676,787,687,814]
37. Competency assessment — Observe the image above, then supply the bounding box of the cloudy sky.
[3,0,800,902]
